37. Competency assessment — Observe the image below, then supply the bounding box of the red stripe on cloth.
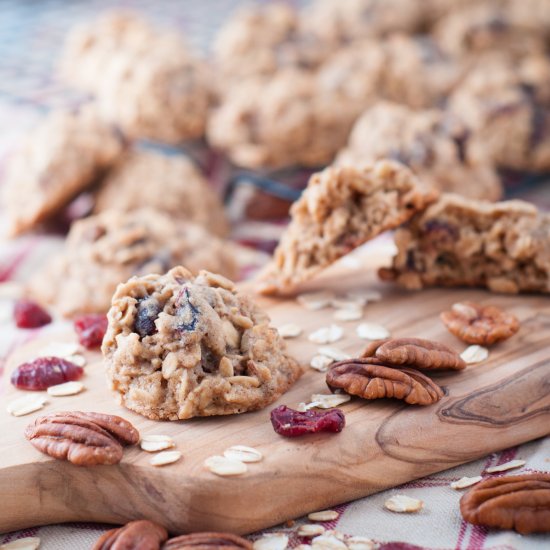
[0,238,37,281]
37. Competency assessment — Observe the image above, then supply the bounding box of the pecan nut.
[362,337,466,370]
[441,302,519,345]
[93,520,168,550]
[162,532,253,550]
[326,359,444,405]
[25,411,139,466]
[460,473,550,534]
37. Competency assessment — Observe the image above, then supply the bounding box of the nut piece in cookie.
[380,193,550,295]
[28,208,237,317]
[460,473,550,535]
[441,302,520,345]
[102,267,302,420]
[1,106,124,236]
[94,148,229,237]
[258,160,438,295]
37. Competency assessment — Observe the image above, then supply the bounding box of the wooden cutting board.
[1,249,549,535]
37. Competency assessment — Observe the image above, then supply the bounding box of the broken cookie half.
[257,160,438,295]
[102,266,302,420]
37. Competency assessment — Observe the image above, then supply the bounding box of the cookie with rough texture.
[29,209,237,317]
[213,2,330,85]
[380,193,550,294]
[60,11,184,92]
[434,2,548,59]
[380,34,460,108]
[302,0,428,45]
[337,102,501,201]
[258,160,438,294]
[94,149,229,237]
[207,69,357,169]
[449,54,550,172]
[2,107,124,236]
[61,12,212,143]
[102,266,302,420]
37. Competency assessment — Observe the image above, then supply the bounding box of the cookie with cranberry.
[29,209,237,317]
[102,266,302,420]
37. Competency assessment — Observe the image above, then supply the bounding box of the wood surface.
[1,250,549,535]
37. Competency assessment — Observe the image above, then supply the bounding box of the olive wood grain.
[1,250,549,534]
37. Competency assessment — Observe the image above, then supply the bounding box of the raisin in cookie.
[449,54,550,172]
[102,267,302,420]
[258,160,438,295]
[380,193,550,294]
[2,107,124,236]
[29,209,237,317]
[61,12,212,144]
[94,149,229,237]
[337,102,501,201]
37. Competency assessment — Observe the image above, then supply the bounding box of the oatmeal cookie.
[61,12,212,143]
[449,54,550,172]
[258,160,438,295]
[207,69,357,169]
[60,11,186,93]
[302,0,428,45]
[379,35,460,109]
[380,193,550,294]
[29,209,237,317]
[337,102,501,201]
[434,1,549,59]
[1,107,124,236]
[213,2,330,85]
[102,267,302,420]
[94,149,229,237]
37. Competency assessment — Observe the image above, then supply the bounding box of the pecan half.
[326,359,444,405]
[93,520,168,550]
[162,532,253,550]
[460,473,550,534]
[362,337,466,370]
[25,411,139,466]
[441,302,519,345]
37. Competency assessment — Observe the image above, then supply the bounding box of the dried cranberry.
[73,314,108,348]
[134,297,161,338]
[13,300,52,329]
[11,356,84,390]
[270,405,345,437]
